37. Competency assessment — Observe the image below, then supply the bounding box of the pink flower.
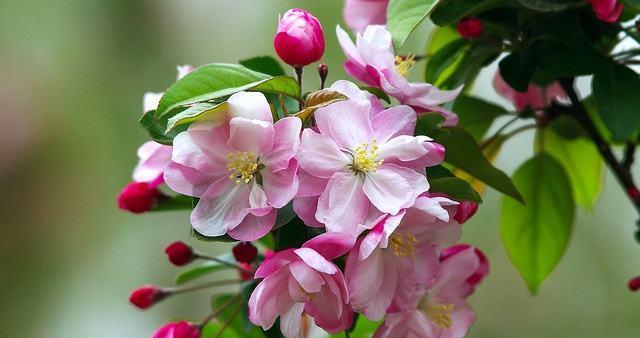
[453,201,478,224]
[274,9,325,67]
[133,141,172,187]
[151,321,200,338]
[440,244,489,288]
[343,0,388,33]
[588,0,623,23]
[249,233,355,336]
[374,246,483,338]
[296,81,445,233]
[163,91,302,241]
[336,25,461,126]
[456,17,484,39]
[493,70,566,112]
[344,195,461,320]
[117,182,161,213]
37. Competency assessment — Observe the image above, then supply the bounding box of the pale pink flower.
[296,81,445,233]
[336,25,461,126]
[249,233,355,336]
[440,244,489,289]
[588,0,623,23]
[344,195,461,320]
[163,91,301,241]
[493,71,566,112]
[133,141,172,187]
[343,0,388,33]
[375,246,484,338]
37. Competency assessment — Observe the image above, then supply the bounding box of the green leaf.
[592,62,640,140]
[166,102,228,132]
[500,153,575,294]
[201,322,240,338]
[275,217,311,251]
[418,123,523,202]
[211,294,264,337]
[426,165,455,180]
[191,229,237,243]
[415,112,446,136]
[425,26,459,55]
[434,39,501,90]
[239,56,285,76]
[516,0,582,11]
[274,202,296,230]
[360,86,391,103]
[330,317,381,337]
[295,90,348,122]
[156,63,301,117]
[175,257,234,285]
[431,0,506,25]
[452,95,510,141]
[499,50,536,92]
[628,0,640,10]
[425,38,468,84]
[153,194,193,211]
[542,128,603,209]
[387,0,439,49]
[139,109,186,145]
[429,177,483,203]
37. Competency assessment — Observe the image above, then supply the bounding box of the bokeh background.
[1,0,639,337]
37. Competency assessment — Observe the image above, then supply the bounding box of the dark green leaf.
[499,50,536,92]
[275,217,310,251]
[387,0,439,49]
[500,153,574,294]
[452,95,510,141]
[153,194,193,211]
[274,202,296,230]
[628,0,640,10]
[139,109,186,145]
[360,86,391,103]
[435,39,501,90]
[239,56,286,76]
[516,0,582,11]
[257,233,275,250]
[418,123,523,202]
[549,114,584,140]
[156,63,301,117]
[431,0,507,25]
[426,165,454,180]
[425,38,468,84]
[592,62,640,140]
[415,113,446,136]
[429,177,483,203]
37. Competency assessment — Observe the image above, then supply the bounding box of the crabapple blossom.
[453,201,479,224]
[493,70,566,112]
[248,233,355,336]
[336,25,461,126]
[151,321,200,338]
[296,81,445,233]
[274,9,325,67]
[588,0,623,23]
[343,0,389,33]
[163,91,301,241]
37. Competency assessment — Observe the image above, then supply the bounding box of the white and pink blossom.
[343,0,388,33]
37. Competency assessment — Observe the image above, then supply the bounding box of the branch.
[558,78,640,218]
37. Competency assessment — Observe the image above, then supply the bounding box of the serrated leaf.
[429,177,483,203]
[156,63,301,117]
[592,62,640,140]
[239,56,285,76]
[500,153,575,294]
[295,90,348,122]
[387,0,440,49]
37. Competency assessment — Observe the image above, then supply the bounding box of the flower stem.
[165,279,241,295]
[198,294,242,329]
[194,252,253,273]
[295,66,304,110]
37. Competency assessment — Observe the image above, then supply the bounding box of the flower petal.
[316,172,369,233]
[293,196,325,228]
[280,302,305,338]
[190,179,250,237]
[228,117,275,154]
[227,91,273,122]
[261,117,301,171]
[370,105,417,143]
[362,164,428,214]
[294,247,337,274]
[163,162,216,197]
[227,208,276,241]
[298,129,350,178]
[303,232,357,259]
[261,159,299,208]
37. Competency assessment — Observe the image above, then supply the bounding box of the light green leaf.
[542,128,603,209]
[429,177,483,203]
[174,260,232,285]
[156,63,301,117]
[452,95,510,141]
[592,62,640,140]
[387,0,439,49]
[166,102,228,132]
[501,153,575,294]
[424,38,467,84]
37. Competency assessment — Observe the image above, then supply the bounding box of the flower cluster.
[121,7,490,338]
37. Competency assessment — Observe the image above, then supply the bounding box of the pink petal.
[356,25,396,70]
[261,159,299,208]
[261,117,301,171]
[293,196,325,228]
[227,208,276,241]
[133,141,172,183]
[191,179,250,237]
[163,162,217,197]
[293,247,337,274]
[343,0,388,33]
[227,91,273,123]
[288,260,325,293]
[361,253,398,320]
[228,117,275,154]
[254,249,297,278]
[316,172,369,233]
[279,303,305,338]
[171,129,227,175]
[297,169,329,197]
[302,232,357,259]
[314,94,374,150]
[298,129,350,178]
[345,241,384,313]
[433,247,480,299]
[249,268,291,329]
[362,164,428,215]
[336,25,365,66]
[143,92,162,112]
[370,105,417,143]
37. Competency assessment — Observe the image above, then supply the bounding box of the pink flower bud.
[117,182,160,213]
[164,241,194,266]
[129,285,166,309]
[239,262,254,281]
[588,0,623,23]
[440,244,489,287]
[457,17,484,39]
[152,321,200,338]
[628,276,640,291]
[628,187,640,200]
[274,8,325,67]
[454,201,479,224]
[232,242,258,263]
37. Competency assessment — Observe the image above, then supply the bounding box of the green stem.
[166,279,241,295]
[194,252,253,273]
[198,294,241,329]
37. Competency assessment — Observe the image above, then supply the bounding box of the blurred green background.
[1,0,638,337]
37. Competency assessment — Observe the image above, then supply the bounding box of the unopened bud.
[454,201,479,224]
[129,285,166,309]
[274,8,325,67]
[117,182,160,213]
[165,241,194,266]
[318,63,328,88]
[151,321,200,338]
[232,242,258,263]
[628,276,640,291]
[457,17,484,39]
[238,262,254,281]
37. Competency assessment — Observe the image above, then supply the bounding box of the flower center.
[350,140,383,174]
[389,233,418,257]
[395,54,416,78]
[425,303,456,329]
[227,152,260,184]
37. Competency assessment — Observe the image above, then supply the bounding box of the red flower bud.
[164,241,194,266]
[318,63,329,88]
[117,182,160,213]
[628,276,640,291]
[440,244,489,287]
[628,187,640,200]
[152,321,200,338]
[129,285,166,309]
[454,201,479,224]
[232,242,258,263]
[588,0,623,23]
[457,17,484,39]
[274,8,325,67]
[238,262,254,281]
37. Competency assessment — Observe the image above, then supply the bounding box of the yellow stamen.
[425,303,456,329]
[350,140,383,174]
[389,233,418,257]
[226,152,259,184]
[395,54,416,78]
